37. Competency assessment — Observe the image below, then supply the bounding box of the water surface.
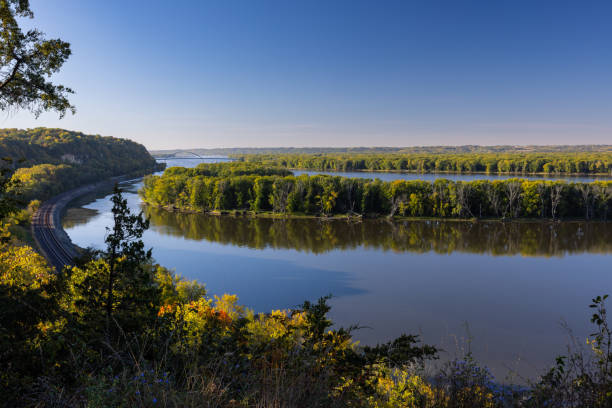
[294,169,610,183]
[62,159,612,381]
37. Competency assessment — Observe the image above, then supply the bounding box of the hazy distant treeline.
[150,145,612,157]
[141,163,612,220]
[237,152,612,175]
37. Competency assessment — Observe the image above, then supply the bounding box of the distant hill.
[0,128,158,171]
[150,145,612,157]
[0,128,161,200]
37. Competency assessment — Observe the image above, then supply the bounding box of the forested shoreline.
[141,162,612,220]
[235,152,612,175]
[0,128,163,201]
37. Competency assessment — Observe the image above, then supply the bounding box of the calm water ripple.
[62,159,612,381]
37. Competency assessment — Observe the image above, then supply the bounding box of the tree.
[577,183,594,220]
[316,182,338,216]
[0,0,74,117]
[270,177,293,213]
[102,185,154,333]
[0,168,59,400]
[188,177,207,210]
[389,192,407,218]
[0,241,57,401]
[64,186,159,350]
[597,183,612,221]
[455,181,475,218]
[432,179,454,217]
[504,180,522,218]
[536,182,549,218]
[521,181,542,218]
[252,176,273,211]
[287,178,305,213]
[0,158,20,223]
[484,182,502,218]
[214,179,233,210]
[550,183,564,220]
[341,177,361,215]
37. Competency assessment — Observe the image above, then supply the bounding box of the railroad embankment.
[31,178,122,271]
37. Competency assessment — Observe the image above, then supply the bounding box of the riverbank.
[284,166,612,178]
[143,201,612,224]
[31,173,150,271]
[233,151,612,177]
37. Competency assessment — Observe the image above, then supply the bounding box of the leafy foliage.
[238,152,612,175]
[527,296,612,407]
[141,163,612,220]
[0,128,161,201]
[0,239,58,401]
[1,155,611,406]
[0,0,74,117]
[0,157,22,220]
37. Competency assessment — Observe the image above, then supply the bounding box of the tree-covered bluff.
[141,162,612,220]
[0,128,162,200]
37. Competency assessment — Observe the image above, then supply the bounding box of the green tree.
[214,178,234,210]
[0,241,57,401]
[317,183,339,215]
[0,159,21,223]
[188,177,208,210]
[101,186,155,333]
[0,166,58,400]
[252,176,274,211]
[271,177,294,213]
[63,187,160,359]
[0,0,74,117]
[287,177,306,213]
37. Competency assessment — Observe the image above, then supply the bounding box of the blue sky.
[3,0,612,149]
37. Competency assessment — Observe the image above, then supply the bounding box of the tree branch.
[0,56,23,91]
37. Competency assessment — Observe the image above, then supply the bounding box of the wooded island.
[141,161,612,220]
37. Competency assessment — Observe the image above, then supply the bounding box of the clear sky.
[2,0,612,149]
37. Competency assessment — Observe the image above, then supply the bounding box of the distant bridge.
[154,151,230,160]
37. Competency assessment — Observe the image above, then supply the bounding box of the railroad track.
[31,177,126,272]
[31,195,79,271]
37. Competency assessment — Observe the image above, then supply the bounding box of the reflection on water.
[61,161,612,381]
[141,207,612,257]
[62,207,99,229]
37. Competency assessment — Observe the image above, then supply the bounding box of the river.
[62,158,612,382]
